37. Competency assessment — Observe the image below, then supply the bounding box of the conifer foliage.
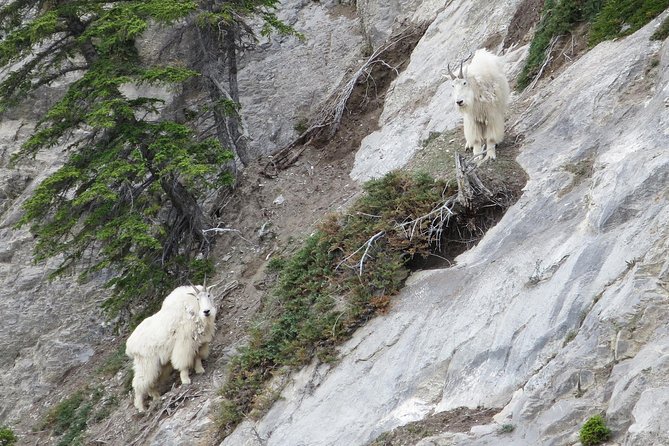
[0,0,286,313]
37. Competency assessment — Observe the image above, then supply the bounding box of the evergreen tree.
[0,0,291,313]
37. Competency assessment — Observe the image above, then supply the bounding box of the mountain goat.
[447,48,510,162]
[126,284,217,412]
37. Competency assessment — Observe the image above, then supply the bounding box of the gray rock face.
[351,0,525,181]
[4,0,669,445]
[0,133,108,428]
[237,0,364,157]
[224,3,669,446]
[356,0,423,48]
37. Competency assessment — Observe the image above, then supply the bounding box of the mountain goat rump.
[126,284,217,412]
[447,48,510,162]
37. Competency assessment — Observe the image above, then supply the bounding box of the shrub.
[218,172,458,432]
[518,0,602,89]
[518,0,669,89]
[499,423,516,433]
[589,0,669,46]
[579,415,611,445]
[41,388,103,446]
[0,427,17,446]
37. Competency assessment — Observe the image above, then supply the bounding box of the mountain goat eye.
[463,81,467,86]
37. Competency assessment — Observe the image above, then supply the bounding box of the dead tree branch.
[529,35,561,90]
[335,150,499,273]
[202,226,254,245]
[263,26,423,176]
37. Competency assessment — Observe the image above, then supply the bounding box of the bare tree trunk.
[223,25,252,166]
[195,17,252,167]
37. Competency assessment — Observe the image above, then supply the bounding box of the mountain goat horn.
[207,278,225,291]
[447,63,457,80]
[458,53,473,79]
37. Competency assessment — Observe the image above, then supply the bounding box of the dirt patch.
[503,0,544,50]
[558,155,596,197]
[369,407,500,446]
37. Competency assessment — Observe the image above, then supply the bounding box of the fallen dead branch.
[529,34,561,90]
[203,225,255,245]
[336,230,386,275]
[336,152,497,272]
[262,25,425,176]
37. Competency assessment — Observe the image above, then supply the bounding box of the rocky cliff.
[2,0,669,445]
[225,1,669,445]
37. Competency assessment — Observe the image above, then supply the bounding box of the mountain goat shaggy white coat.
[448,48,510,161]
[126,285,217,412]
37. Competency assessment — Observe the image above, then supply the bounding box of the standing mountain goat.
[447,48,510,162]
[126,285,217,412]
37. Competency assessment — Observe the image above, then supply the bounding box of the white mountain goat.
[447,48,510,162]
[126,284,217,412]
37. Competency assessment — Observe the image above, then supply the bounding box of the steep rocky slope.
[0,0,373,440]
[224,2,669,446]
[2,0,669,445]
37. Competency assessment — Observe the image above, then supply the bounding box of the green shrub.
[518,0,603,89]
[518,0,668,89]
[0,427,17,446]
[41,388,103,446]
[218,171,458,433]
[579,415,611,445]
[499,423,516,433]
[589,0,669,45]
[266,256,287,272]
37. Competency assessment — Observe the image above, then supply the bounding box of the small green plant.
[579,415,611,445]
[499,423,516,433]
[218,172,460,433]
[0,426,17,446]
[294,118,309,134]
[563,329,577,346]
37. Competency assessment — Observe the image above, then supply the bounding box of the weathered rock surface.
[223,3,669,446]
[4,0,669,445]
[237,0,364,156]
[0,126,108,429]
[356,0,423,48]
